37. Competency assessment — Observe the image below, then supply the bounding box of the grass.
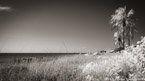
[0,54,100,81]
[0,53,145,81]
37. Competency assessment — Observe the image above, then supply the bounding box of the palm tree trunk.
[122,19,126,50]
[123,32,125,49]
[122,26,126,50]
[128,37,130,46]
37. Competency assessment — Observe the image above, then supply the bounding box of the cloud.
[0,6,11,11]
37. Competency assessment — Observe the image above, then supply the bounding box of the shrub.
[81,36,145,81]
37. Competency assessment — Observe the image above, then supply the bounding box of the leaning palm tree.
[110,6,137,50]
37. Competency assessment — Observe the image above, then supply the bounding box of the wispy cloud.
[0,6,11,11]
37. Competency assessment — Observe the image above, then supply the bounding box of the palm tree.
[110,6,126,49]
[110,6,137,49]
[126,9,137,46]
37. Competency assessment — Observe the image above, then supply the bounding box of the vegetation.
[1,36,145,81]
[81,36,145,81]
[0,55,102,81]
[110,6,137,49]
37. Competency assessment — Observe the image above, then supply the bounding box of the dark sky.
[0,0,144,53]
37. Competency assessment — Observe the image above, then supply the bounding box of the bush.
[81,36,145,81]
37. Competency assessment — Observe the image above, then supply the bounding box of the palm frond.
[133,27,138,32]
[130,28,134,40]
[127,9,134,17]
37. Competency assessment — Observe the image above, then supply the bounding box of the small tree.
[110,6,137,50]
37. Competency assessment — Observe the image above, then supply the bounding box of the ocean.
[0,53,83,63]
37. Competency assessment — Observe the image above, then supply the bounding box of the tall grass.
[0,55,101,81]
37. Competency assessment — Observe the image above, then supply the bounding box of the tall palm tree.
[110,6,137,49]
[126,9,137,46]
[110,6,126,49]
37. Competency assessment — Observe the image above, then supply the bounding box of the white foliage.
[81,36,145,81]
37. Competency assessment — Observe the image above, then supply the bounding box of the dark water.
[0,53,83,63]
